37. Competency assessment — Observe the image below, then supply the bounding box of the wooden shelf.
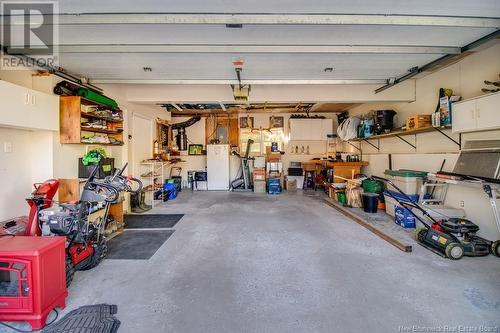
[350,126,450,142]
[81,126,122,135]
[80,96,123,112]
[80,141,124,146]
[60,96,124,145]
[81,112,123,123]
[346,125,460,151]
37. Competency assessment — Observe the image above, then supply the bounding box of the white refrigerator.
[207,144,230,190]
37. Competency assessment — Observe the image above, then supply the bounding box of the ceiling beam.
[55,44,460,55]
[91,79,387,85]
[43,14,500,28]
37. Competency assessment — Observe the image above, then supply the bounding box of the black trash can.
[362,193,379,213]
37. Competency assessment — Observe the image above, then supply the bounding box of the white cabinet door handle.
[476,109,480,118]
[31,94,36,105]
[25,92,30,105]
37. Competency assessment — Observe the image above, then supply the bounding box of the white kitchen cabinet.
[475,93,500,131]
[0,80,58,131]
[289,118,333,141]
[452,92,500,133]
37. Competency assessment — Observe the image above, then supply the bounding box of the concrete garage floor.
[4,191,500,332]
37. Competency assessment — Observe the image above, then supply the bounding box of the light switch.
[3,142,12,153]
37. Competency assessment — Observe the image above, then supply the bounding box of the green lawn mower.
[372,176,500,260]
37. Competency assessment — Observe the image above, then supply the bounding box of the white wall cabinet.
[0,80,59,131]
[452,92,500,133]
[289,119,332,141]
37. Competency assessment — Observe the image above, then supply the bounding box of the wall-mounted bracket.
[362,138,380,151]
[433,127,461,148]
[395,134,417,149]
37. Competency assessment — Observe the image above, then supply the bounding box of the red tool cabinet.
[0,236,67,330]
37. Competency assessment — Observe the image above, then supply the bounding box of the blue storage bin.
[383,190,419,203]
[394,206,416,228]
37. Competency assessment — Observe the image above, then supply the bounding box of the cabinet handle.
[25,93,30,105]
[476,109,480,118]
[31,94,36,105]
[471,109,475,119]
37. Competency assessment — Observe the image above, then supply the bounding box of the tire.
[65,255,75,288]
[491,240,500,257]
[79,237,107,271]
[445,242,464,260]
[416,228,427,243]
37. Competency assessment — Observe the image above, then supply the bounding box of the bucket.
[362,193,379,213]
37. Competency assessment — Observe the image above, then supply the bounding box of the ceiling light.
[143,67,152,72]
[324,67,333,72]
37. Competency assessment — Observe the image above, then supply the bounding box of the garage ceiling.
[3,0,500,85]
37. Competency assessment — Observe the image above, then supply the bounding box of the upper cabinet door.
[475,93,500,131]
[0,80,58,131]
[451,99,476,133]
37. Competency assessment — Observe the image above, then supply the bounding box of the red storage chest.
[0,236,67,330]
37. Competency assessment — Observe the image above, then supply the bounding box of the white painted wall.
[348,43,500,239]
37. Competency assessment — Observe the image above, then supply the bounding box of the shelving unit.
[346,125,461,154]
[60,96,124,145]
[140,161,172,209]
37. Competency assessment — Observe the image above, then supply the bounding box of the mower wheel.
[445,242,464,260]
[416,228,427,243]
[66,255,75,287]
[491,240,500,257]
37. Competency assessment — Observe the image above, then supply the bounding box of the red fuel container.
[0,236,67,330]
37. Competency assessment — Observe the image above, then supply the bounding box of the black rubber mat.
[106,230,174,260]
[124,214,184,229]
[43,304,120,333]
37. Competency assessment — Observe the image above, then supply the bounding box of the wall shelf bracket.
[362,138,380,151]
[395,134,417,149]
[433,127,461,148]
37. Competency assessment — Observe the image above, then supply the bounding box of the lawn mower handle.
[370,175,437,228]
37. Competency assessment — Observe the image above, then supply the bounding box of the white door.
[452,100,476,133]
[131,113,153,177]
[475,93,500,131]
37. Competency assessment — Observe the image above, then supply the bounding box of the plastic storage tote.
[384,169,427,196]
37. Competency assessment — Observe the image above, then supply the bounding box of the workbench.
[302,160,369,182]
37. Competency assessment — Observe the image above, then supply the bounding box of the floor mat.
[43,304,120,333]
[124,214,184,229]
[106,230,174,260]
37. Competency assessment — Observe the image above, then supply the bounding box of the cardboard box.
[285,179,297,191]
[406,114,432,130]
[253,168,266,181]
[254,180,266,193]
[287,175,304,189]
[253,155,266,169]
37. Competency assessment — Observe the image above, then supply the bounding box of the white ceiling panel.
[58,24,496,47]
[57,0,500,17]
[58,53,440,80]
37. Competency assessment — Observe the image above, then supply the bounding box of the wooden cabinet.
[59,96,124,145]
[0,80,58,131]
[289,119,332,140]
[452,92,500,133]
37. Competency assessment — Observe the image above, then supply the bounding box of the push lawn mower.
[371,175,500,260]
[35,164,142,286]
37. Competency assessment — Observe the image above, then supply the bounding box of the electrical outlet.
[3,142,12,153]
[459,200,465,208]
